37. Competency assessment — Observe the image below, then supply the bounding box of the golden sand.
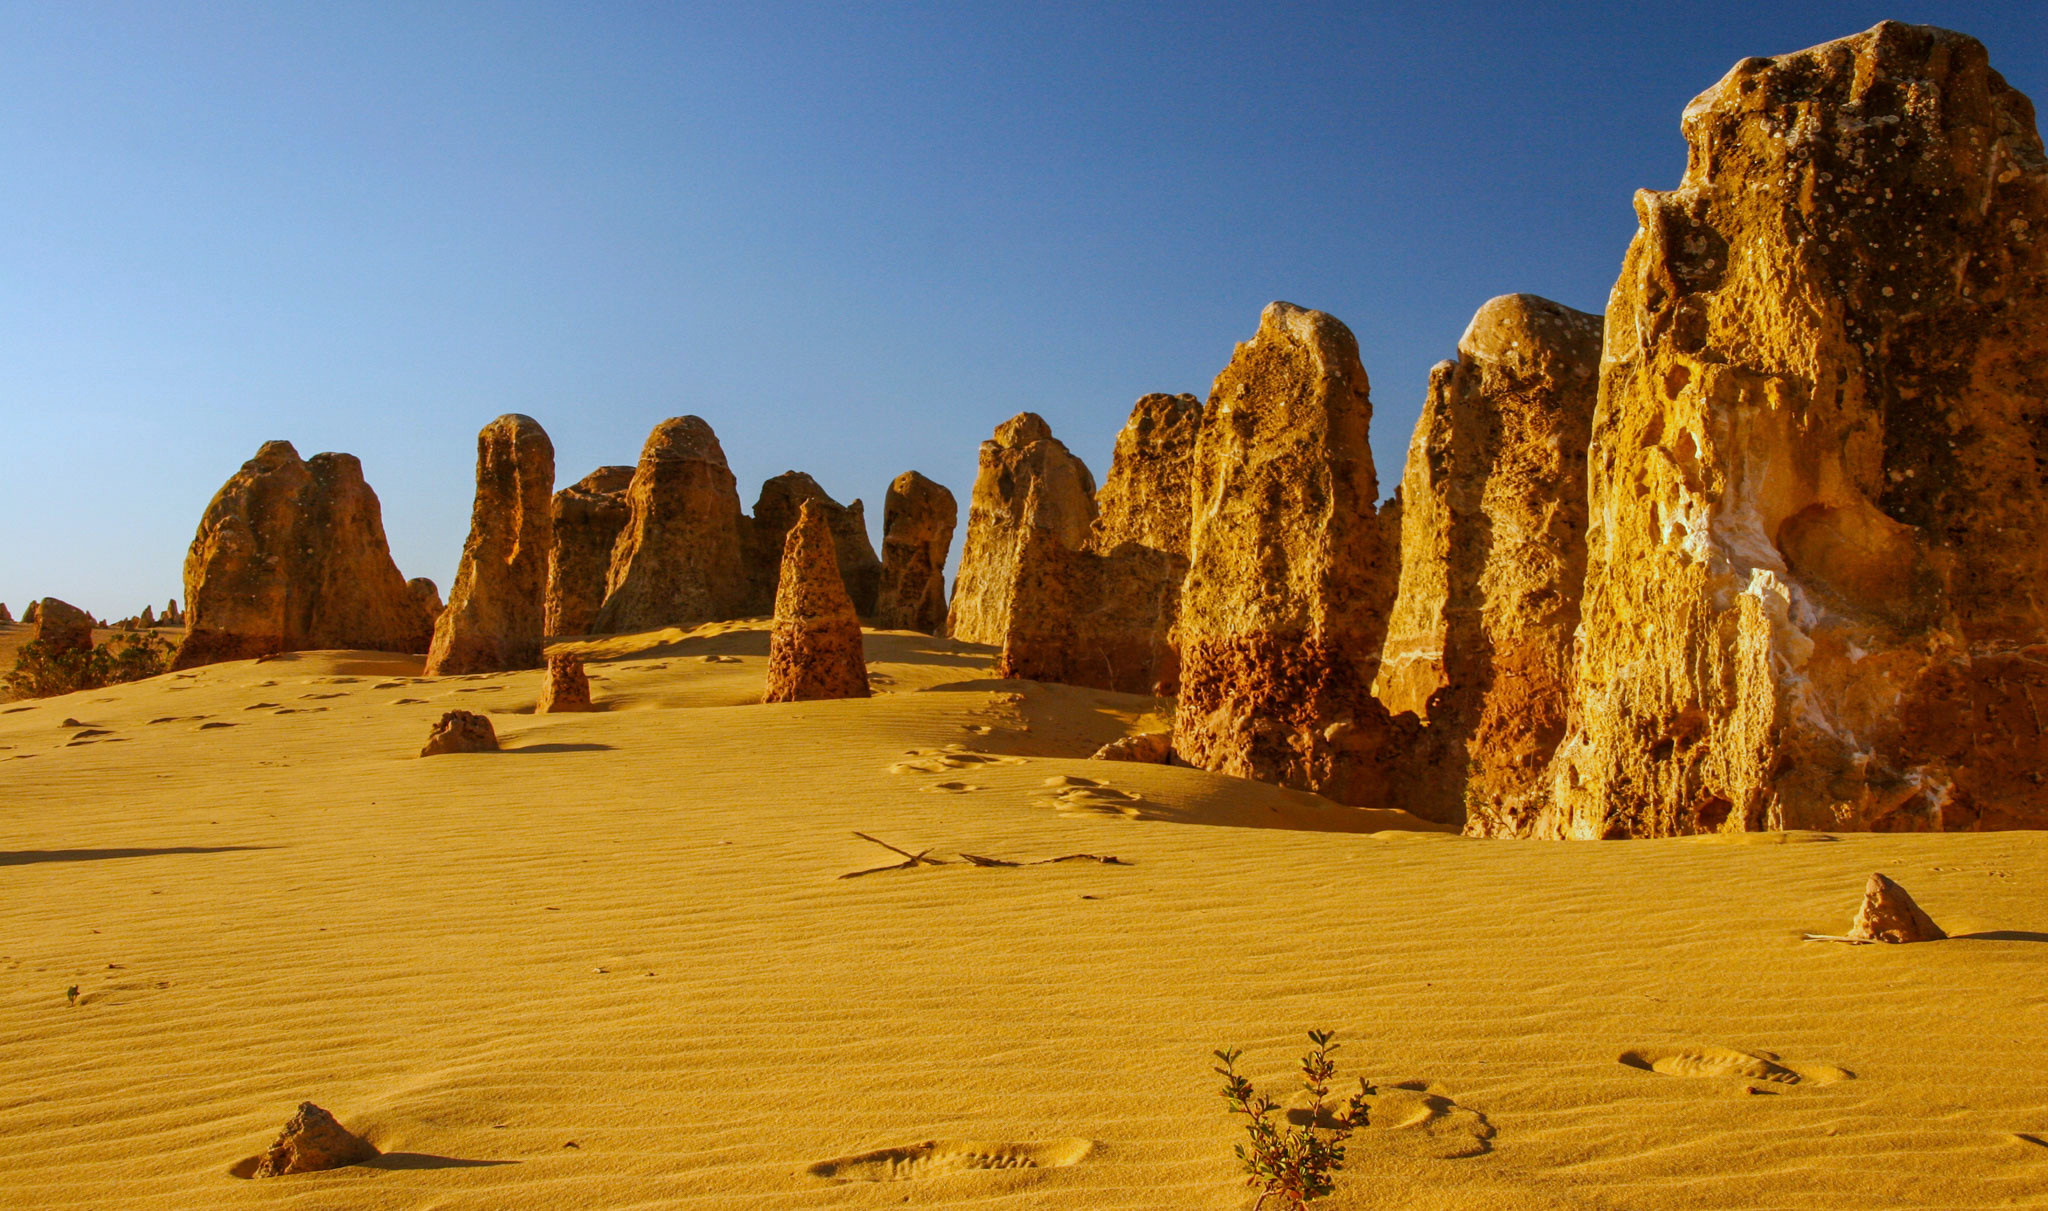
[3,622,2045,1208]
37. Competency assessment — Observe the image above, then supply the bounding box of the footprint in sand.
[390,698,427,706]
[372,680,407,689]
[199,722,235,730]
[923,781,984,794]
[244,702,278,710]
[1619,1045,1851,1087]
[700,655,742,664]
[1037,776,1148,819]
[1289,1081,1495,1159]
[299,692,345,700]
[807,1138,1091,1182]
[889,749,1026,775]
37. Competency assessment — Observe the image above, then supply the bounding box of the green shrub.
[1213,1029,1371,1210]
[4,630,173,700]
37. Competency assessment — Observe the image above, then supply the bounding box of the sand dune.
[3,622,2045,1209]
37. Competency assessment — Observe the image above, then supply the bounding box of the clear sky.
[2,2,2043,619]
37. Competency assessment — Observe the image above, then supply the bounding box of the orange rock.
[1847,873,1946,944]
[426,415,556,675]
[249,1102,377,1177]
[747,472,883,618]
[764,500,870,702]
[946,413,1096,646]
[874,471,958,634]
[32,597,95,658]
[420,709,498,756]
[545,466,633,637]
[593,417,750,634]
[1089,393,1202,559]
[996,526,1184,696]
[538,652,592,713]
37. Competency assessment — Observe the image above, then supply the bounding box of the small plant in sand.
[1213,1029,1370,1210]
[65,985,79,1006]
[4,630,172,699]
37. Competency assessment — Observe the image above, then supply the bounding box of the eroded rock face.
[1089,393,1202,557]
[1376,295,1601,833]
[1173,303,1410,811]
[1542,22,2048,838]
[33,598,95,657]
[764,500,870,702]
[420,709,498,756]
[946,413,1097,646]
[174,443,430,670]
[593,417,750,635]
[1846,872,1946,943]
[538,651,592,713]
[747,472,883,618]
[873,471,958,633]
[545,466,634,637]
[426,415,555,676]
[1091,732,1172,763]
[996,526,1185,696]
[248,1102,378,1177]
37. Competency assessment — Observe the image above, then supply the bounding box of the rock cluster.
[995,525,1186,695]
[538,652,592,713]
[426,414,555,676]
[1172,302,1410,811]
[1539,21,2048,837]
[33,598,95,657]
[1377,295,1601,832]
[545,465,634,637]
[747,472,883,617]
[248,1102,378,1177]
[764,500,870,702]
[420,709,498,756]
[873,471,957,633]
[947,413,1097,646]
[1846,872,1946,944]
[173,442,433,670]
[592,417,751,635]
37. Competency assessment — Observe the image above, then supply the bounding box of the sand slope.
[2,622,2045,1209]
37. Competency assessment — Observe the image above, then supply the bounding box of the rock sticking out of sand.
[947,412,1097,647]
[545,466,634,637]
[1090,733,1171,764]
[874,470,958,634]
[1848,873,1946,944]
[748,471,884,618]
[764,500,870,702]
[420,709,498,757]
[426,414,556,676]
[33,597,95,657]
[244,1102,377,1177]
[538,652,592,713]
[594,416,751,635]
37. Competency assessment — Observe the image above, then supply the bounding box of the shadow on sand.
[0,846,276,867]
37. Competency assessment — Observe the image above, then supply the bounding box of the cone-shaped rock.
[22,601,39,625]
[1173,302,1409,810]
[1543,23,2048,837]
[1847,872,1946,943]
[426,414,555,676]
[593,417,749,634]
[248,1102,378,1177]
[420,709,498,756]
[545,466,634,637]
[874,471,958,633]
[0,603,12,624]
[946,413,1096,646]
[764,500,870,702]
[538,651,592,713]
[1089,393,1202,558]
[173,442,430,669]
[1376,295,1601,833]
[747,472,884,617]
[32,597,95,658]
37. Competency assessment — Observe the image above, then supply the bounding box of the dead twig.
[839,832,951,879]
[960,852,1131,867]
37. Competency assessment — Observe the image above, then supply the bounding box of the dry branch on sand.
[838,832,1130,878]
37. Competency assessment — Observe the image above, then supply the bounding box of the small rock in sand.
[538,652,592,713]
[1847,872,1946,944]
[420,709,498,756]
[248,1102,378,1177]
[1091,733,1172,764]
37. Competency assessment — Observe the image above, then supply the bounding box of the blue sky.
[2,2,2043,618]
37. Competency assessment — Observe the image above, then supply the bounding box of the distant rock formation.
[538,651,592,712]
[248,1103,378,1178]
[406,578,443,626]
[1542,22,2048,837]
[1089,393,1202,558]
[173,441,431,669]
[747,472,883,617]
[873,471,957,633]
[34,598,95,657]
[545,466,634,637]
[1847,872,1946,944]
[946,413,1097,646]
[425,414,556,676]
[420,709,498,756]
[0,602,11,624]
[592,417,750,635]
[996,526,1185,695]
[1173,302,1409,811]
[162,598,183,627]
[764,500,870,702]
[1376,295,1601,833]
[20,601,36,625]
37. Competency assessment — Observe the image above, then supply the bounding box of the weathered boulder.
[173,442,430,669]
[873,471,958,633]
[1542,22,2048,838]
[420,709,498,756]
[1091,732,1172,763]
[1089,393,1203,557]
[592,417,750,634]
[247,1102,378,1177]
[946,413,1097,646]
[425,415,556,676]
[33,598,95,657]
[537,651,592,712]
[996,526,1185,695]
[1376,295,1601,833]
[406,578,443,626]
[544,466,634,637]
[764,500,870,702]
[747,472,883,617]
[1845,872,1946,943]
[1173,302,1410,811]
